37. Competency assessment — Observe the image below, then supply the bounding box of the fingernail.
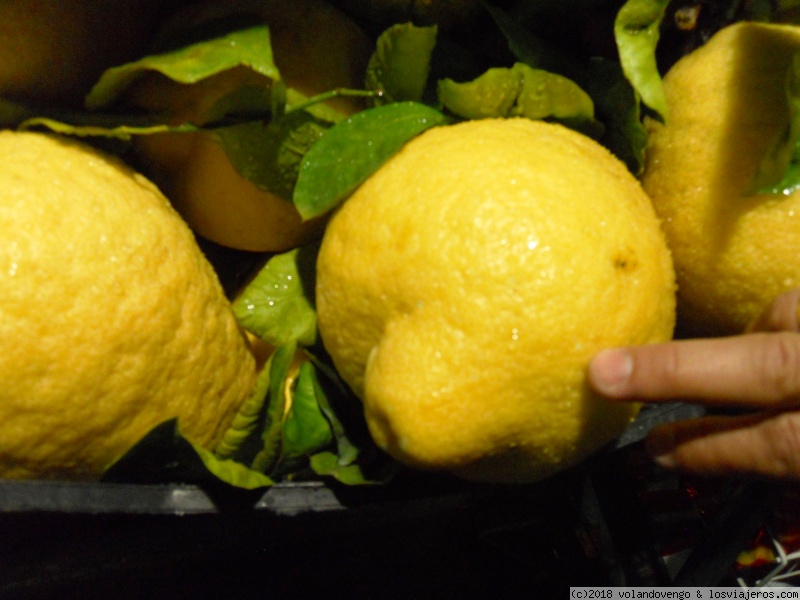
[588,349,633,396]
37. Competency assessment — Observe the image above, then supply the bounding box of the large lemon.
[641,22,800,336]
[0,131,256,480]
[316,118,676,483]
[129,0,373,252]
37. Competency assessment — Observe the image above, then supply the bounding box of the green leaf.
[309,451,377,485]
[365,23,438,106]
[583,57,648,175]
[215,357,273,461]
[513,65,595,122]
[281,362,334,460]
[232,246,318,348]
[85,24,280,111]
[438,66,522,119]
[438,63,600,136]
[103,419,273,491]
[305,355,361,466]
[250,342,295,474]
[752,52,800,195]
[293,101,448,220]
[614,0,669,120]
[194,445,274,490]
[214,109,332,201]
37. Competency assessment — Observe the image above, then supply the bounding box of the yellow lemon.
[641,22,800,335]
[0,0,174,107]
[128,0,373,252]
[0,131,256,480]
[316,118,676,483]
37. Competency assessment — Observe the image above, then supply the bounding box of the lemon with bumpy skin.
[0,131,256,480]
[129,0,373,252]
[316,118,676,483]
[641,22,800,335]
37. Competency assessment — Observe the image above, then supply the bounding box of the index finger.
[588,333,800,408]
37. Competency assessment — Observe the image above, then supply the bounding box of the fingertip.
[747,288,800,333]
[588,348,633,397]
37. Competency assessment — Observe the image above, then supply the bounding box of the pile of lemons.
[1,0,796,485]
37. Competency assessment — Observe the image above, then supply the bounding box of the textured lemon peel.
[0,131,255,480]
[641,22,800,335]
[317,117,675,483]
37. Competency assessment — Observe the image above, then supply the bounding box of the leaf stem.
[285,88,382,114]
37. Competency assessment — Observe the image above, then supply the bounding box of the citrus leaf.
[102,419,273,491]
[752,52,800,195]
[309,452,375,485]
[438,66,522,119]
[215,356,273,461]
[293,101,448,220]
[309,451,396,485]
[512,65,595,122]
[85,24,279,110]
[281,362,334,460]
[214,109,332,200]
[250,342,295,474]
[310,358,362,467]
[439,63,600,136]
[365,23,438,106]
[232,246,318,348]
[194,445,274,490]
[614,0,669,120]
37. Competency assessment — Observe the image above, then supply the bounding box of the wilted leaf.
[103,419,273,490]
[215,357,273,461]
[250,342,295,474]
[614,0,669,120]
[366,22,438,106]
[309,451,384,485]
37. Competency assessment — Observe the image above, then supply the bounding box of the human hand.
[588,289,800,479]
